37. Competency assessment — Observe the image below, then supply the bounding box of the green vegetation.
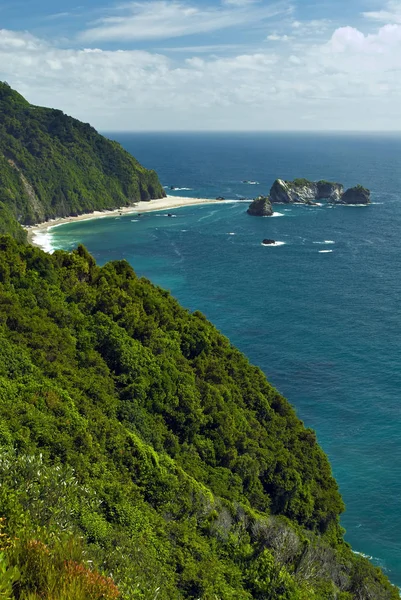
[0,82,165,238]
[0,81,391,597]
[291,179,311,188]
[0,237,397,599]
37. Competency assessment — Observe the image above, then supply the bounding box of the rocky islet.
[247,178,371,214]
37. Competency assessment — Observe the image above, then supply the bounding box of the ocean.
[47,132,401,587]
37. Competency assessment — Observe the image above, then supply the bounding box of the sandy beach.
[26,195,224,248]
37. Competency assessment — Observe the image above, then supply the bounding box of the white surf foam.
[261,241,286,247]
[313,240,335,245]
[353,551,373,560]
[271,212,284,217]
[131,219,139,222]
[319,250,333,253]
[220,199,248,203]
[32,230,56,254]
[228,232,236,235]
[169,187,193,191]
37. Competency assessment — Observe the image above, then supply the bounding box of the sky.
[0,0,401,130]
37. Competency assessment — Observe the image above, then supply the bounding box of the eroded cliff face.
[270,179,344,203]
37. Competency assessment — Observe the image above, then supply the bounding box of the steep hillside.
[0,237,397,599]
[0,82,165,239]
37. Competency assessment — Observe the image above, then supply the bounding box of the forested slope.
[0,237,397,599]
[0,82,165,241]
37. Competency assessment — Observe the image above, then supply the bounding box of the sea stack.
[269,179,343,204]
[247,196,274,216]
[340,185,371,204]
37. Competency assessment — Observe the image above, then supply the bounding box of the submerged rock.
[262,238,276,245]
[247,196,274,216]
[270,179,343,204]
[340,185,371,204]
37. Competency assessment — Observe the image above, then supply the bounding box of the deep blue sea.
[47,132,401,587]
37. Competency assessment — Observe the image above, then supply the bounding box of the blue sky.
[1,0,400,130]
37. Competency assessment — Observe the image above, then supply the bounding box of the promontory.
[0,81,166,241]
[0,84,397,600]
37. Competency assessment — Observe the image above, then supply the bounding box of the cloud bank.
[1,17,400,130]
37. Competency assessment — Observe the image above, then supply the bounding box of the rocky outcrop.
[269,178,371,205]
[340,185,370,204]
[262,239,276,245]
[247,196,274,216]
[270,179,343,204]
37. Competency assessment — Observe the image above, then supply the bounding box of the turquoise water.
[48,133,401,586]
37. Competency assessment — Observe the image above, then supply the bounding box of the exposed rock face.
[262,239,276,245]
[316,181,344,202]
[270,179,344,204]
[340,185,370,204]
[247,196,274,216]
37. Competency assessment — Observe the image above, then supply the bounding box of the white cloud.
[267,33,290,41]
[156,44,246,53]
[1,22,400,131]
[290,19,331,35]
[363,1,401,23]
[80,0,287,42]
[265,18,330,45]
[222,0,259,5]
[44,12,73,21]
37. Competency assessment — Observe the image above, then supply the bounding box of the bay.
[49,132,401,586]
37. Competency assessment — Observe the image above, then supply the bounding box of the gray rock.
[340,185,371,204]
[247,196,274,216]
[269,179,344,204]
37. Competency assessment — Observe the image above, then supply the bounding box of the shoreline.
[26,195,228,249]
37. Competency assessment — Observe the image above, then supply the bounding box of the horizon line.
[101,129,401,134]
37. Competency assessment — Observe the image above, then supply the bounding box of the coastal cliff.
[0,82,165,240]
[0,88,395,599]
[0,237,398,599]
[270,178,370,204]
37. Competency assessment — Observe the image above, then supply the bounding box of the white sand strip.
[26,195,223,247]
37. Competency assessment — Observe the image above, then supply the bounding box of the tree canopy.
[0,237,397,599]
[0,82,165,240]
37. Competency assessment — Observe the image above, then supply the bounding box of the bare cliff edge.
[0,82,166,241]
[270,178,370,205]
